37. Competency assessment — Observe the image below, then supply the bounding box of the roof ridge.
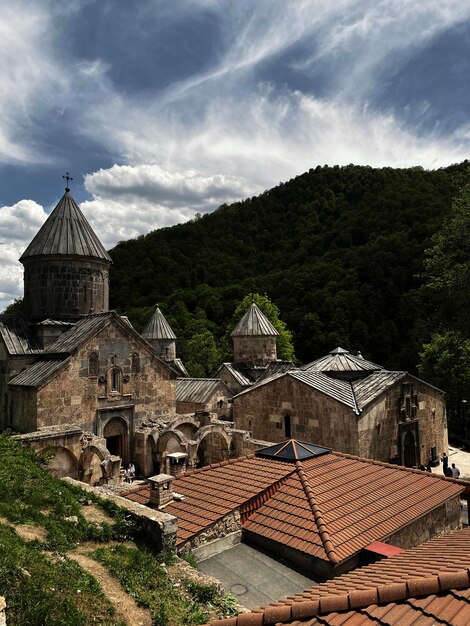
[174,454,258,478]
[295,460,339,565]
[348,379,361,415]
[203,569,470,625]
[331,450,470,488]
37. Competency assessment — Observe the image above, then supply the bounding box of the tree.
[2,298,24,315]
[418,331,470,445]
[422,176,470,333]
[227,293,295,362]
[185,330,222,378]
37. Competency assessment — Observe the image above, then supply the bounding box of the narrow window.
[284,414,292,438]
[131,353,140,373]
[89,352,99,376]
[109,367,122,393]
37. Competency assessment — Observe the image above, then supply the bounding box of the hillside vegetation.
[0,434,237,626]
[110,163,465,371]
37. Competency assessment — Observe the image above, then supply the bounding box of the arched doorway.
[197,431,229,467]
[103,417,129,464]
[403,431,417,467]
[39,446,78,479]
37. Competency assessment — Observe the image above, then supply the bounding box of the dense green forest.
[109,163,464,364]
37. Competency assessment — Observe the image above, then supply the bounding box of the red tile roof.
[242,452,463,563]
[123,454,294,545]
[204,526,470,625]
[122,450,463,552]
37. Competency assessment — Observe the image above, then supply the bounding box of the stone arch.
[103,416,129,463]
[37,446,79,480]
[80,444,108,486]
[169,416,199,439]
[196,425,231,467]
[151,428,188,475]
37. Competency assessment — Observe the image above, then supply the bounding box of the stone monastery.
[0,185,449,484]
[0,186,252,483]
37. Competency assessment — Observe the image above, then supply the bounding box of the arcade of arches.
[14,414,257,486]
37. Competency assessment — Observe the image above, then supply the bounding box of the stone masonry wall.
[180,509,241,553]
[386,496,461,549]
[35,320,176,432]
[233,375,359,454]
[233,335,276,366]
[64,477,178,553]
[24,256,110,320]
[358,377,447,465]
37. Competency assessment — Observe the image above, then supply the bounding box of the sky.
[0,0,469,311]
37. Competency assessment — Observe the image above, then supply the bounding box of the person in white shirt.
[451,463,460,478]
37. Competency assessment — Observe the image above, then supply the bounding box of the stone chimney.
[147,473,174,508]
[167,452,188,477]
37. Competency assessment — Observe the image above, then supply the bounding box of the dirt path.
[0,516,153,625]
[68,550,153,626]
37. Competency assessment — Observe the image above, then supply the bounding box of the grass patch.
[0,434,141,551]
[91,545,208,626]
[0,524,123,626]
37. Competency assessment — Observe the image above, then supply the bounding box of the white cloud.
[0,199,47,310]
[1,0,470,313]
[81,163,258,249]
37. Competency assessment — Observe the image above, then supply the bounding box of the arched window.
[109,367,122,394]
[89,352,99,376]
[131,353,140,373]
[284,414,292,438]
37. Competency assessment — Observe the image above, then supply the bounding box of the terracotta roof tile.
[203,529,470,624]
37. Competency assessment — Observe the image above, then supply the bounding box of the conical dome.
[20,190,111,262]
[142,306,176,340]
[21,187,111,320]
[231,303,278,337]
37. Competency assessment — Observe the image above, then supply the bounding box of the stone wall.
[0,596,5,626]
[0,344,37,431]
[357,376,448,465]
[23,256,110,320]
[233,336,277,366]
[386,495,461,549]
[180,509,241,553]
[217,366,246,395]
[34,319,176,433]
[233,375,358,454]
[64,477,178,553]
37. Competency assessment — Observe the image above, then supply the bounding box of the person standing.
[441,452,449,475]
[451,463,460,479]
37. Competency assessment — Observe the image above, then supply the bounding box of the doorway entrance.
[103,417,129,464]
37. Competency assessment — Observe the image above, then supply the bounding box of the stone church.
[0,185,251,484]
[213,301,448,469]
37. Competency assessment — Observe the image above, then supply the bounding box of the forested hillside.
[110,163,467,373]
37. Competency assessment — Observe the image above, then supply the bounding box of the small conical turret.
[142,305,176,361]
[231,302,278,366]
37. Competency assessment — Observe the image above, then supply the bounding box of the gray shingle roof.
[9,356,69,388]
[230,303,278,337]
[301,347,383,373]
[352,371,407,407]
[44,312,114,354]
[20,190,111,262]
[255,360,296,383]
[216,363,253,387]
[289,370,360,413]
[142,306,176,340]
[176,378,231,404]
[0,316,42,355]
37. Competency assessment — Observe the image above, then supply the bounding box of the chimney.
[147,473,174,508]
[167,452,188,477]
